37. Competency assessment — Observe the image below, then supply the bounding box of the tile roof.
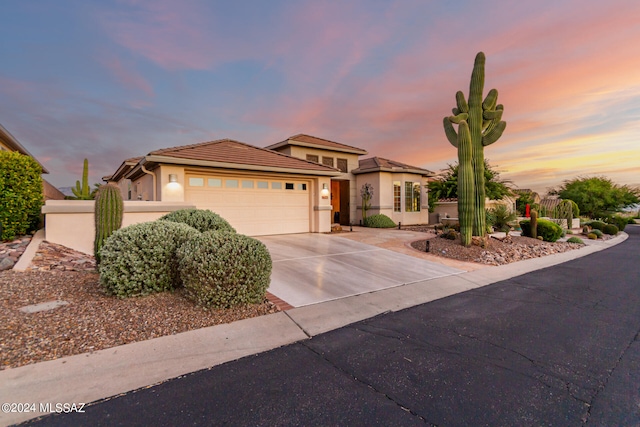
[146,139,339,173]
[266,134,368,155]
[352,157,434,175]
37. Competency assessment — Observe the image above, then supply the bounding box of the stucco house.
[0,123,64,200]
[106,134,433,235]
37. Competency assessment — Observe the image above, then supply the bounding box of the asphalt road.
[25,226,640,426]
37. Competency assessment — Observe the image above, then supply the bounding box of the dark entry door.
[339,180,350,226]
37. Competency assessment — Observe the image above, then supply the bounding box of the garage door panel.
[185,175,310,235]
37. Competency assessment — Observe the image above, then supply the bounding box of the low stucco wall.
[42,201,196,255]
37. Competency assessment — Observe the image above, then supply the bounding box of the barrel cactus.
[94,184,124,263]
[443,52,507,241]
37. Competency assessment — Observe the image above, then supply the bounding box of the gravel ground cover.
[0,270,278,370]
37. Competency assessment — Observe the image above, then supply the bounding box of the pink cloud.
[100,54,154,99]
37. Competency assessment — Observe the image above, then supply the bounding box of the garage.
[185,173,311,236]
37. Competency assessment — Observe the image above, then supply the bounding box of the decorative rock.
[0,257,15,271]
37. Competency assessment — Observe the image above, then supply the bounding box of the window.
[297,183,307,191]
[405,182,421,212]
[306,154,319,163]
[285,182,295,190]
[242,180,254,189]
[272,182,282,189]
[225,179,238,188]
[257,181,269,189]
[322,157,334,167]
[337,158,348,173]
[208,178,222,187]
[393,181,401,212]
[189,177,204,187]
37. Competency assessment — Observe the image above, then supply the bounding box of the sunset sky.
[1,1,639,194]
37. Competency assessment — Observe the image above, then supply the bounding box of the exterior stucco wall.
[355,172,429,225]
[42,201,196,255]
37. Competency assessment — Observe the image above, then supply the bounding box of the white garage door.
[185,174,311,235]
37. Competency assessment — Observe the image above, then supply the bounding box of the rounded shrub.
[177,231,272,308]
[602,224,619,235]
[99,221,200,297]
[606,215,628,232]
[587,233,598,240]
[160,209,235,233]
[0,151,43,241]
[591,229,603,238]
[566,236,584,244]
[519,218,563,242]
[588,221,606,231]
[363,214,396,228]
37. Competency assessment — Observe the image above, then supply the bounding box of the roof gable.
[266,134,368,155]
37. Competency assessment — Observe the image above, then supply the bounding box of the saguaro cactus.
[72,158,91,200]
[443,52,507,239]
[94,184,123,263]
[457,122,474,246]
[530,209,538,240]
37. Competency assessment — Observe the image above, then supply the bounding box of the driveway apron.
[258,233,463,307]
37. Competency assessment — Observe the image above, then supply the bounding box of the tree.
[552,177,639,218]
[360,183,374,220]
[428,161,512,209]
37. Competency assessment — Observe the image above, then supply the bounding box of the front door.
[339,180,350,226]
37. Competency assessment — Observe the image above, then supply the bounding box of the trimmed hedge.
[519,218,563,242]
[0,151,43,241]
[605,215,628,232]
[363,214,396,228]
[177,231,272,308]
[99,221,200,297]
[160,209,235,233]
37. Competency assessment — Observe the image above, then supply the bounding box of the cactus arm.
[448,113,469,124]
[455,91,469,113]
[452,107,460,115]
[483,109,503,121]
[443,117,458,147]
[72,181,82,198]
[482,89,498,110]
[81,159,89,198]
[482,121,506,146]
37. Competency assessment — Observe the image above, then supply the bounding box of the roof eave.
[267,139,368,156]
[352,166,433,176]
[128,155,343,178]
[0,123,49,173]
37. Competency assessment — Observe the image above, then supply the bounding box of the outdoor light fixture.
[169,174,178,183]
[321,183,330,198]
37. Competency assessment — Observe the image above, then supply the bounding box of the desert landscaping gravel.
[0,270,278,370]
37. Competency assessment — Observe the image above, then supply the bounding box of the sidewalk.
[0,231,629,426]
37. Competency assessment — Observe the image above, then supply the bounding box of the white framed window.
[257,181,269,189]
[208,178,222,187]
[242,180,254,189]
[226,179,238,188]
[272,182,282,189]
[393,181,401,212]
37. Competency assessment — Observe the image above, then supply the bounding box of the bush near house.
[160,208,236,233]
[99,221,200,297]
[178,231,272,308]
[586,221,606,231]
[363,214,396,228]
[602,224,619,236]
[519,218,563,242]
[0,151,43,241]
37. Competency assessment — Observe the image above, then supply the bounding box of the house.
[106,134,434,235]
[0,123,64,200]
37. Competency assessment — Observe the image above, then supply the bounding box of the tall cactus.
[530,209,538,240]
[94,184,123,263]
[457,122,474,246]
[72,158,91,200]
[443,52,507,240]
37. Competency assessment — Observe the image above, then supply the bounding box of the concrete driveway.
[258,233,464,307]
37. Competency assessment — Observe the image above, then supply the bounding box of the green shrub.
[566,236,584,244]
[591,229,603,238]
[160,209,235,233]
[587,221,606,231]
[602,224,619,235]
[0,151,43,241]
[178,231,272,308]
[99,221,200,297]
[587,233,597,240]
[519,218,563,242]
[605,215,628,232]
[488,205,516,233]
[363,214,396,228]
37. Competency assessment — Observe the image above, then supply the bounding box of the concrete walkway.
[0,231,629,426]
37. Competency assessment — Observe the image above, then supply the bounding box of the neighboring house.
[106,134,435,236]
[0,123,64,201]
[514,188,541,205]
